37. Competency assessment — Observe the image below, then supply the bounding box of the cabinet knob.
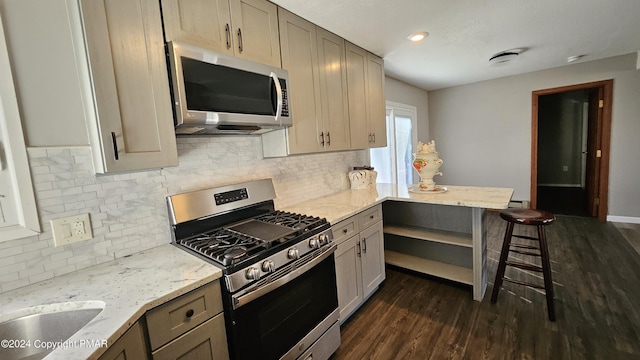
[342,228,348,234]
[185,309,195,318]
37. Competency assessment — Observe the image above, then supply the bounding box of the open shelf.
[384,225,472,248]
[385,250,473,285]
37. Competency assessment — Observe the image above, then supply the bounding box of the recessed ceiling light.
[567,55,585,63]
[407,32,429,42]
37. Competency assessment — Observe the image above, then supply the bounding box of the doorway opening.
[531,80,613,220]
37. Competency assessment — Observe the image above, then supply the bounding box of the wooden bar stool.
[490,208,556,321]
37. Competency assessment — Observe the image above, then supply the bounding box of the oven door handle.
[232,244,336,310]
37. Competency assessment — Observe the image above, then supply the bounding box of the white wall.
[428,53,640,218]
[385,76,429,140]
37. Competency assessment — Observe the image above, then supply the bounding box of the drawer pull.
[185,309,195,318]
[369,215,374,219]
[342,228,348,234]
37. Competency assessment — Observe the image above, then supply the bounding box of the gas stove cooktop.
[167,179,332,274]
[176,210,328,268]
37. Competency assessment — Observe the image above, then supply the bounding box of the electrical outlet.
[51,213,92,246]
[73,221,86,236]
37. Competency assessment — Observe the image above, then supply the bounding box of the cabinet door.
[335,235,363,323]
[345,43,369,150]
[360,221,385,298]
[80,0,178,173]
[366,53,387,148]
[316,28,350,151]
[152,314,229,360]
[229,0,281,67]
[161,0,233,55]
[99,322,148,360]
[278,9,322,154]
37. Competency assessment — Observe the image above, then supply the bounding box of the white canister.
[349,170,377,189]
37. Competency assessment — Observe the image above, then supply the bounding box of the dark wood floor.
[332,211,640,360]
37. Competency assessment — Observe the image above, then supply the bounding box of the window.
[369,102,418,187]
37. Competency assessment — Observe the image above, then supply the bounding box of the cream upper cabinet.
[80,0,178,173]
[161,0,233,55]
[346,43,387,149]
[277,9,322,154]
[366,54,387,148]
[264,9,350,155]
[161,0,281,68]
[316,28,351,151]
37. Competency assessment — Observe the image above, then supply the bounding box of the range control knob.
[319,233,330,245]
[309,237,320,249]
[245,267,260,280]
[261,260,275,273]
[287,247,299,259]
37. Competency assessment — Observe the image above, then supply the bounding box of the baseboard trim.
[607,215,640,224]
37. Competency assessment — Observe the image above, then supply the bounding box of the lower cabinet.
[98,322,148,360]
[151,314,227,360]
[333,205,385,323]
[98,280,228,360]
[146,280,228,360]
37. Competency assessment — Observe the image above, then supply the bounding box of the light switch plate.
[51,213,92,246]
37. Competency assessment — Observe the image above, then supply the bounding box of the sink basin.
[0,301,105,360]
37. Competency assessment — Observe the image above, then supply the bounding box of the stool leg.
[538,225,556,321]
[491,221,514,303]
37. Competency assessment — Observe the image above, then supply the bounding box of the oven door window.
[226,255,338,360]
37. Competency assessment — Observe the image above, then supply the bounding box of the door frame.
[530,79,613,220]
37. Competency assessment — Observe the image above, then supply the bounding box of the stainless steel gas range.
[166,179,340,360]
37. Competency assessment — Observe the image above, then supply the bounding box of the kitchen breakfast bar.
[282,183,514,301]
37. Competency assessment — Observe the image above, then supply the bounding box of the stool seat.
[500,208,555,225]
[492,208,556,321]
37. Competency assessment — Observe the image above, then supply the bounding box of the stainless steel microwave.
[167,41,292,135]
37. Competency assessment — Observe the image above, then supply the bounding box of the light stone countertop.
[280,183,514,224]
[0,244,222,360]
[0,183,512,360]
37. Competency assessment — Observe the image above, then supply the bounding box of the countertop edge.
[280,184,514,225]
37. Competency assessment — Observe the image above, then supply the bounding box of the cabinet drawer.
[152,313,229,360]
[331,217,359,245]
[146,280,223,351]
[358,204,382,230]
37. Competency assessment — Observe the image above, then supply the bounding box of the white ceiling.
[270,0,640,91]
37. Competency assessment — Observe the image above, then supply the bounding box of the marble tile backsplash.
[0,136,366,293]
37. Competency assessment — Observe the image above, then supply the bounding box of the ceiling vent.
[489,49,524,66]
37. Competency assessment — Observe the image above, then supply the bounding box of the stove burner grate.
[254,211,325,231]
[179,228,269,266]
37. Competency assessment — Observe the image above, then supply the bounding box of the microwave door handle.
[270,72,283,122]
